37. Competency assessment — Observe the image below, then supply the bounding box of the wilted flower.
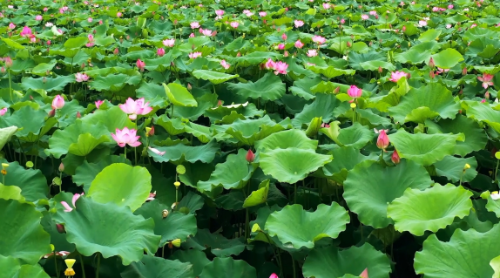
[111,127,141,147]
[52,95,65,110]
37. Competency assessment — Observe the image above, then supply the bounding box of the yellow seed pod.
[464,163,471,170]
[174,181,181,188]
[350,103,356,109]
[495,151,500,160]
[1,163,8,169]
[145,127,152,137]
[251,223,261,233]
[64,259,76,268]
[171,239,181,247]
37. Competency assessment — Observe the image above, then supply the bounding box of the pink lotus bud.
[114,48,119,55]
[360,268,369,278]
[76,111,81,118]
[269,274,278,278]
[48,109,56,118]
[334,86,340,94]
[378,66,383,73]
[52,95,65,109]
[462,67,467,75]
[56,224,66,233]
[148,126,155,136]
[246,149,255,162]
[136,59,145,71]
[0,67,4,73]
[157,48,165,57]
[217,100,223,106]
[59,163,65,172]
[429,57,435,67]
[429,71,435,79]
[486,91,490,99]
[187,83,192,90]
[347,41,352,47]
[376,130,390,150]
[281,33,287,41]
[4,57,13,68]
[391,150,400,164]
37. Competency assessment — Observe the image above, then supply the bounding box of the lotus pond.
[2,0,500,277]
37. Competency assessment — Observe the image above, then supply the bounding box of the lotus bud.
[391,150,400,164]
[270,274,279,278]
[48,109,56,118]
[334,87,340,94]
[148,126,155,137]
[59,163,65,172]
[56,223,66,233]
[187,83,192,90]
[462,67,467,75]
[360,268,369,278]
[486,92,490,99]
[4,57,13,68]
[429,71,435,79]
[376,130,390,150]
[76,111,81,118]
[171,239,181,248]
[174,181,181,188]
[0,67,5,73]
[246,149,255,162]
[464,163,471,170]
[378,66,383,73]
[429,57,435,67]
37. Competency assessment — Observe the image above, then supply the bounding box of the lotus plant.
[61,193,84,212]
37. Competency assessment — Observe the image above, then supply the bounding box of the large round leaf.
[199,257,256,278]
[121,254,195,278]
[54,197,160,265]
[0,126,18,150]
[343,160,433,228]
[302,243,392,278]
[259,148,332,184]
[163,83,198,107]
[265,203,349,249]
[171,249,210,277]
[462,100,500,134]
[429,48,464,69]
[134,200,197,246]
[1,160,48,202]
[0,256,50,278]
[388,129,463,165]
[0,106,45,138]
[88,163,152,211]
[228,72,286,101]
[414,223,500,278]
[434,156,478,183]
[325,122,373,149]
[147,140,219,164]
[0,200,51,264]
[387,184,473,236]
[255,129,318,152]
[192,70,238,85]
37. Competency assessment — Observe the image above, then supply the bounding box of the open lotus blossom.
[95,100,104,109]
[347,85,362,98]
[389,71,408,82]
[265,58,276,69]
[243,10,254,17]
[116,12,122,17]
[20,26,32,37]
[361,14,369,20]
[220,60,230,69]
[136,59,145,71]
[75,72,89,82]
[369,10,377,16]
[200,28,213,36]
[230,21,239,28]
[418,20,427,27]
[294,20,304,28]
[148,147,165,156]
[61,193,84,212]
[259,11,267,17]
[163,38,175,47]
[323,3,331,9]
[190,21,200,29]
[478,74,494,89]
[111,127,141,147]
[52,95,65,109]
[277,43,285,50]
[35,15,43,21]
[274,61,288,75]
[312,35,326,44]
[119,97,153,120]
[189,52,202,59]
[375,129,390,150]
[8,23,15,29]
[307,49,318,57]
[491,191,500,200]
[295,40,304,48]
[215,10,224,16]
[85,34,95,47]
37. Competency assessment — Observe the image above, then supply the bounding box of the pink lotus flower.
[221,60,230,69]
[277,43,285,50]
[360,268,369,278]
[321,122,330,128]
[243,10,254,17]
[8,23,15,30]
[189,52,202,59]
[4,57,13,68]
[86,34,95,47]
[230,21,239,28]
[117,12,122,17]
[312,35,326,44]
[95,100,104,109]
[269,274,278,278]
[111,127,141,147]
[35,15,43,21]
[307,49,318,57]
[75,72,89,82]
[389,71,408,82]
[361,14,369,20]
[201,28,213,36]
[52,95,65,110]
[190,22,200,29]
[189,33,195,38]
[294,20,304,28]
[418,20,427,27]
[274,61,288,75]
[478,74,494,89]
[136,59,146,71]
[282,33,287,41]
[265,58,276,69]
[369,11,377,16]
[323,3,331,9]
[148,147,165,156]
[20,26,32,37]
[215,10,224,16]
[119,97,153,120]
[61,193,84,212]
[375,129,390,150]
[163,39,175,47]
[157,48,165,56]
[391,150,400,164]
[0,108,7,116]
[259,11,267,17]
[295,40,304,48]
[146,191,156,202]
[246,149,255,162]
[448,4,454,9]
[347,85,362,98]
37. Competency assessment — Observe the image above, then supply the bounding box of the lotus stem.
[8,69,12,102]
[95,253,101,278]
[54,251,59,278]
[292,255,297,278]
[79,253,86,278]
[495,159,499,184]
[245,208,249,239]
[124,146,126,159]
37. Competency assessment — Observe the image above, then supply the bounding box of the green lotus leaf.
[163,83,198,107]
[305,116,323,137]
[289,77,322,100]
[199,257,257,278]
[491,255,500,278]
[171,250,210,277]
[1,161,48,202]
[192,70,238,85]
[348,50,386,70]
[81,106,135,132]
[134,200,197,246]
[265,203,349,249]
[302,243,392,278]
[21,76,74,92]
[184,122,213,143]
[0,184,24,202]
[222,115,290,146]
[414,223,500,278]
[40,213,74,253]
[388,129,464,166]
[462,100,500,134]
[63,37,88,48]
[187,229,245,257]
[228,72,285,101]
[88,163,152,211]
[89,74,141,92]
[320,146,377,183]
[173,93,218,120]
[344,160,433,228]
[260,148,332,184]
[1,37,25,50]
[122,254,194,278]
[426,115,488,156]
[418,29,442,42]
[255,129,318,152]
[0,106,45,138]
[485,195,500,218]
[388,83,460,123]
[360,60,395,72]
[45,120,110,159]
[147,140,219,164]
[429,48,464,69]
[0,200,51,264]
[73,155,130,192]
[197,149,256,197]
[137,82,168,108]
[243,179,270,208]
[325,122,373,149]
[56,99,87,129]
[394,42,437,64]
[306,64,355,79]
[0,256,50,278]
[0,126,18,150]
[434,156,478,183]
[31,60,57,77]
[387,184,473,236]
[235,51,282,66]
[155,115,185,135]
[178,191,205,214]
[292,94,339,128]
[54,197,160,265]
